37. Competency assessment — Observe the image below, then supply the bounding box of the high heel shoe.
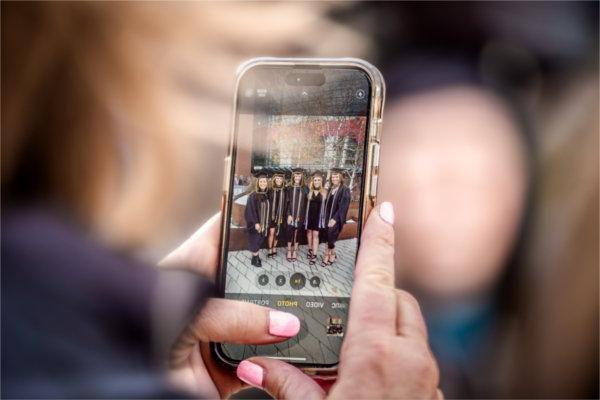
[328,253,337,265]
[292,250,298,262]
[286,249,292,262]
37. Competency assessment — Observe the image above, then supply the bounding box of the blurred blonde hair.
[2,2,371,250]
[510,74,599,398]
[308,173,325,199]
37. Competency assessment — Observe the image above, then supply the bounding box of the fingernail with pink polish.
[269,310,300,337]
[379,201,395,225]
[237,360,264,387]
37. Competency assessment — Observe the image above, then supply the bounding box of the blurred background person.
[360,2,598,398]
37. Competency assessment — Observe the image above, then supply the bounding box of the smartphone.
[214,58,385,375]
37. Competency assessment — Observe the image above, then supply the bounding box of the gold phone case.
[214,57,385,376]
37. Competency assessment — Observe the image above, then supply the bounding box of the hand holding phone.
[235,203,443,399]
[215,58,385,373]
[161,206,441,399]
[160,215,300,398]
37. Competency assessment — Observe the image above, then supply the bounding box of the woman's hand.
[159,214,300,398]
[234,203,443,399]
[287,215,293,224]
[328,218,336,228]
[255,223,262,233]
[169,299,300,398]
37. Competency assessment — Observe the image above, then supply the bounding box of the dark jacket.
[324,185,351,228]
[285,185,307,228]
[1,207,212,398]
[244,191,270,235]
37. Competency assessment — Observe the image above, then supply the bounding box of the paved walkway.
[225,238,356,297]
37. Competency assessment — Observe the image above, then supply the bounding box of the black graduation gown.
[268,187,286,237]
[285,185,307,242]
[245,191,270,252]
[321,185,351,247]
[2,208,212,398]
[305,191,324,231]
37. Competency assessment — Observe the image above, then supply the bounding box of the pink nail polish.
[269,310,300,337]
[379,201,395,225]
[237,360,264,387]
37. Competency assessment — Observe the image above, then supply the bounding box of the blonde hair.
[308,174,325,199]
[329,171,345,186]
[254,177,269,193]
[2,2,370,250]
[271,175,285,189]
[2,3,188,249]
[291,172,305,187]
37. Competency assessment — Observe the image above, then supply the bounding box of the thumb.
[236,358,325,400]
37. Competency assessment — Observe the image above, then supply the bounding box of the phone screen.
[218,66,371,367]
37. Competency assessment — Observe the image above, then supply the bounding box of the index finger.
[347,202,397,335]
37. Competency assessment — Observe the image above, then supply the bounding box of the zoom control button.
[309,276,321,288]
[275,275,286,286]
[290,273,306,290]
[258,274,269,286]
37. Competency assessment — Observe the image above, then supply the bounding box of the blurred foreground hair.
[2,3,185,248]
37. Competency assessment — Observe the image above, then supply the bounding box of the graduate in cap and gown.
[244,172,270,267]
[267,171,286,258]
[304,171,326,265]
[320,168,351,266]
[285,168,307,262]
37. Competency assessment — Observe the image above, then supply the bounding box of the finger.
[190,298,300,343]
[237,358,325,400]
[355,202,395,286]
[347,202,397,334]
[159,212,221,277]
[171,299,301,367]
[396,290,429,343]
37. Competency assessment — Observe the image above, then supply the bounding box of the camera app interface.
[221,66,370,365]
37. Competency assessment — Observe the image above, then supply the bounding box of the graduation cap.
[252,171,269,192]
[308,170,325,190]
[270,168,286,188]
[271,168,286,178]
[288,168,305,185]
[329,167,346,176]
[252,170,269,179]
[328,167,346,184]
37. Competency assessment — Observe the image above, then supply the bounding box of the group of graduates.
[244,168,351,268]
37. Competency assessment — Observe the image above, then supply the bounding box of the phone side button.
[370,174,378,197]
[372,118,383,142]
[371,143,380,168]
[222,156,231,192]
